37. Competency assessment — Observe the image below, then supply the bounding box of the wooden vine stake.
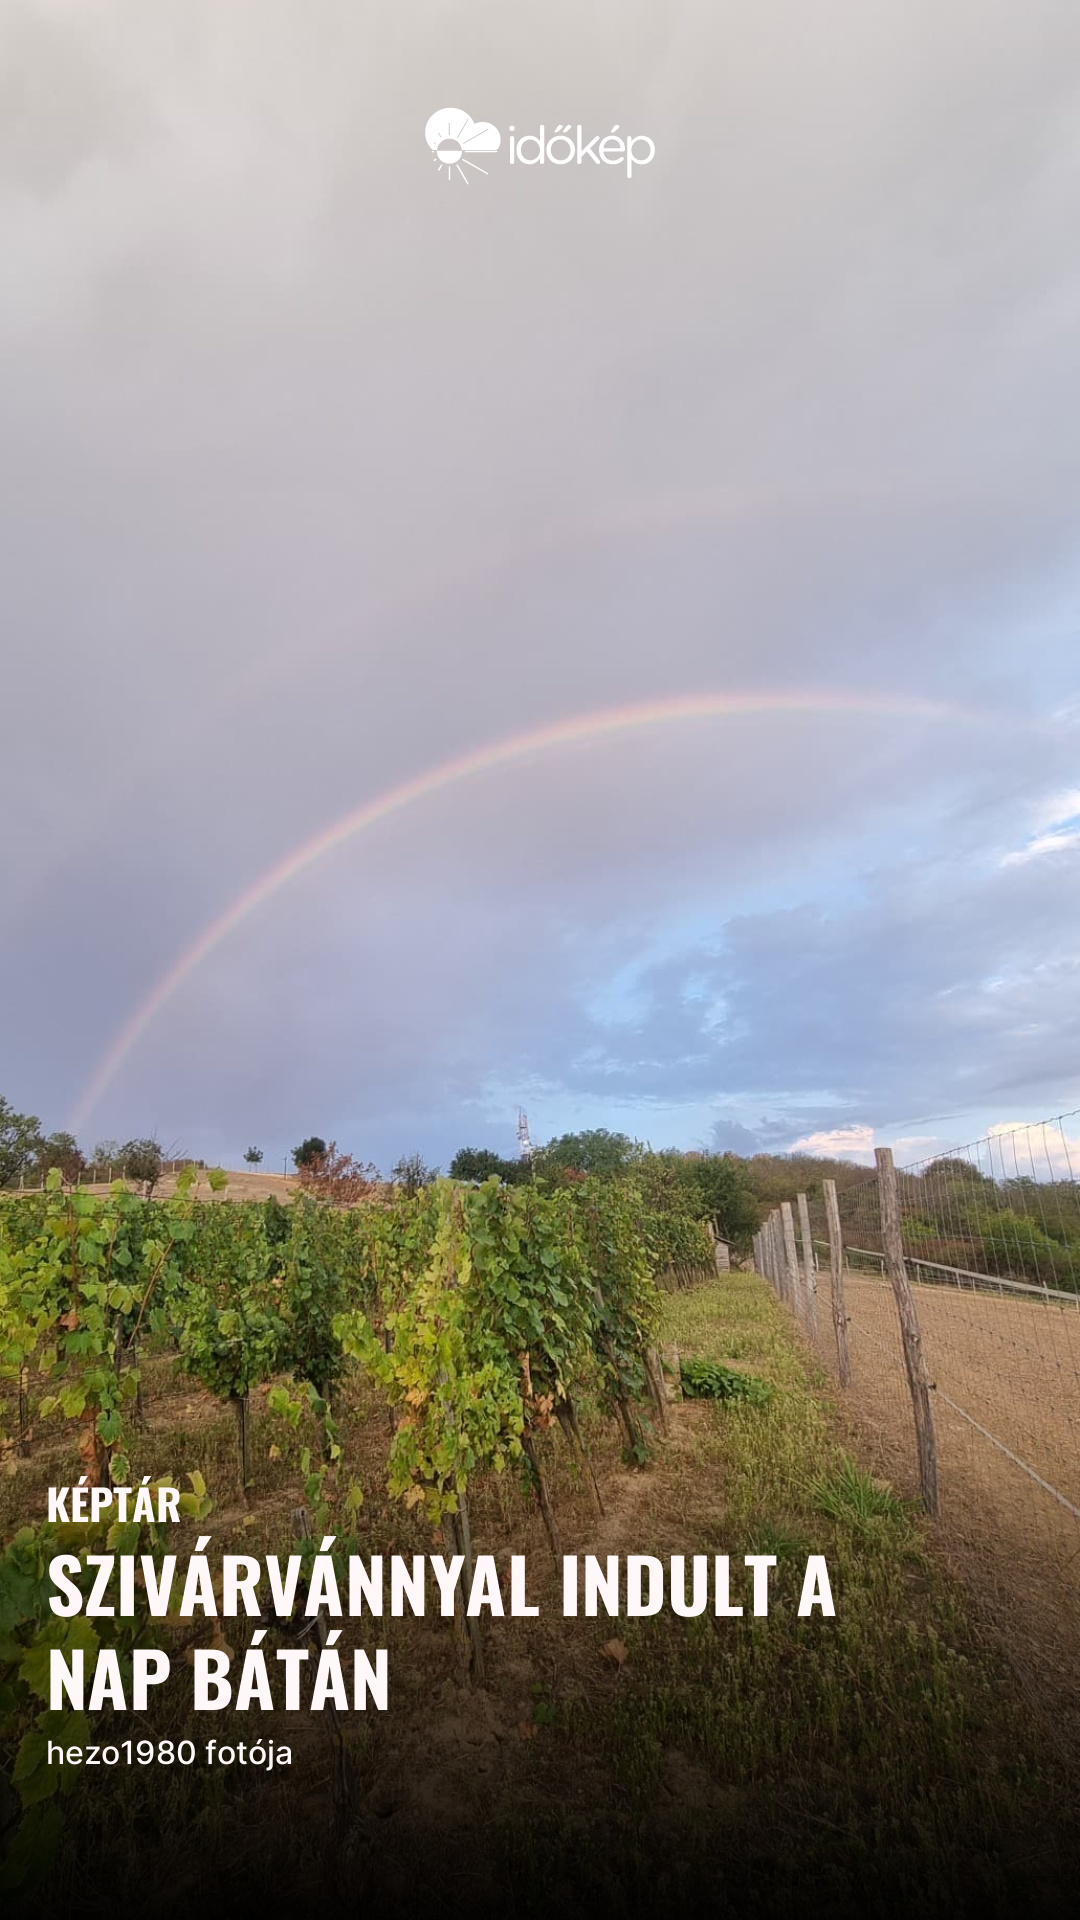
[131,1342,144,1429]
[232,1391,250,1498]
[440,1510,473,1683]
[521,1432,563,1561]
[114,1316,143,1428]
[455,1493,487,1683]
[875,1147,939,1517]
[293,1506,355,1832]
[555,1397,604,1517]
[822,1178,851,1387]
[591,1278,646,1459]
[382,1322,395,1438]
[614,1390,645,1458]
[435,1371,485,1678]
[644,1346,671,1437]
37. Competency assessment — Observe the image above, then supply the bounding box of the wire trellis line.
[753,1113,1080,1707]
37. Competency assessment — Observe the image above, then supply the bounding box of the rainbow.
[69,687,1004,1129]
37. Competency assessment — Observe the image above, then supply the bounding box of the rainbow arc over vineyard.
[71,687,998,1128]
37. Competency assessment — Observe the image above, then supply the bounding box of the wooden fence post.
[822,1179,851,1386]
[780,1203,801,1320]
[768,1212,784,1298]
[875,1147,939,1517]
[777,1211,789,1301]
[705,1218,729,1273]
[796,1192,817,1339]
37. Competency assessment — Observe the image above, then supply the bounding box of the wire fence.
[754,1114,1080,1719]
[0,1157,200,1192]
[0,1159,293,1194]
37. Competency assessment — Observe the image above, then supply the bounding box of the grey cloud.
[0,5,152,196]
[707,1117,764,1155]
[2,3,1080,1166]
[535,835,1080,1144]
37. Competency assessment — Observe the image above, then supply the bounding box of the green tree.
[119,1137,164,1199]
[392,1152,438,1195]
[534,1128,642,1182]
[921,1157,992,1187]
[244,1146,264,1167]
[34,1132,85,1186]
[735,1151,868,1210]
[0,1096,43,1187]
[682,1154,761,1246]
[448,1146,528,1185]
[979,1209,1079,1289]
[638,1150,760,1250]
[293,1136,327,1170]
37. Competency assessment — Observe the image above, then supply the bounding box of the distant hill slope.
[51,1167,302,1203]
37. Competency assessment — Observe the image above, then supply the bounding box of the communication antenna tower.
[517,1109,535,1159]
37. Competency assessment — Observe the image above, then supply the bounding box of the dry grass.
[77,1168,301,1203]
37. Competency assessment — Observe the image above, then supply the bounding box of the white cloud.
[1032,786,1080,832]
[890,1134,949,1161]
[1001,827,1080,866]
[790,1124,875,1162]
[985,1120,1080,1179]
[1000,787,1080,865]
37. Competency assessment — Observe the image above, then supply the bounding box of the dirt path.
[810,1271,1080,1709]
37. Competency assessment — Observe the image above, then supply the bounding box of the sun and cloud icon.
[424,108,501,182]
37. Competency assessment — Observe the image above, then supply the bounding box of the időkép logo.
[425,108,655,185]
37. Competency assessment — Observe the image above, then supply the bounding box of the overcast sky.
[2,0,1079,1173]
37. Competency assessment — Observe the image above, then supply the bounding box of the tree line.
[0,1097,168,1195]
